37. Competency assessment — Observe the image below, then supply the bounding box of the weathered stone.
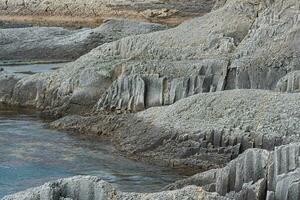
[276,71,300,93]
[0,19,166,63]
[1,176,228,200]
[0,0,216,26]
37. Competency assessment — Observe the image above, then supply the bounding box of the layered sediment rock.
[112,90,300,169]
[2,0,300,199]
[5,143,300,200]
[0,0,216,25]
[165,143,300,200]
[96,62,226,112]
[51,89,300,171]
[0,19,166,63]
[0,0,262,115]
[1,0,299,116]
[1,176,227,200]
[225,0,300,90]
[275,71,300,93]
[0,72,25,103]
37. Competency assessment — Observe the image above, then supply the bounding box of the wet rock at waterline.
[2,0,300,199]
[50,89,300,171]
[5,143,300,200]
[164,143,300,200]
[0,71,26,103]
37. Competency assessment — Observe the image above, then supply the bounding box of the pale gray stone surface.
[0,0,216,21]
[1,176,227,200]
[0,0,263,116]
[2,0,300,199]
[112,90,300,169]
[2,0,299,115]
[0,19,166,62]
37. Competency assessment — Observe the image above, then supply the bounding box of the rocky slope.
[4,142,300,200]
[51,89,300,170]
[1,0,299,116]
[1,0,300,171]
[1,176,227,200]
[0,0,265,115]
[165,142,300,200]
[1,0,300,199]
[0,0,216,26]
[0,19,166,63]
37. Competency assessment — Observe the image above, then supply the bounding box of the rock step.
[96,63,226,112]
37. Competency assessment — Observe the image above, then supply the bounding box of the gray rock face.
[108,90,300,169]
[0,0,216,24]
[1,176,227,200]
[164,169,218,191]
[164,143,300,200]
[0,0,261,115]
[0,19,166,63]
[275,70,300,93]
[7,143,300,200]
[267,143,300,200]
[0,71,26,103]
[2,0,299,116]
[3,0,300,199]
[50,89,300,170]
[96,62,226,112]
[226,0,300,90]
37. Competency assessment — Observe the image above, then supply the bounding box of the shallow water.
[0,111,186,198]
[0,63,66,75]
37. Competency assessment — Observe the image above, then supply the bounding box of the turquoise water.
[0,111,185,198]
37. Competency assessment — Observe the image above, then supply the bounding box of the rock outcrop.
[1,0,299,116]
[0,72,25,103]
[0,19,166,63]
[96,63,226,112]
[0,0,263,116]
[5,143,300,200]
[0,0,216,26]
[225,0,300,90]
[51,89,300,171]
[164,143,300,200]
[1,0,300,200]
[112,90,300,169]
[275,70,300,93]
[1,176,227,200]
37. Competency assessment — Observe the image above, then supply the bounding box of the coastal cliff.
[1,0,300,199]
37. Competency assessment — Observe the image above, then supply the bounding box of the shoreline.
[0,14,198,28]
[1,0,300,198]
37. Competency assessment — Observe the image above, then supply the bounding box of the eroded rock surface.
[0,19,166,63]
[0,0,216,25]
[2,0,300,199]
[0,0,263,115]
[1,0,299,116]
[50,90,300,171]
[112,90,300,169]
[1,176,227,200]
[164,143,300,200]
[5,143,300,200]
